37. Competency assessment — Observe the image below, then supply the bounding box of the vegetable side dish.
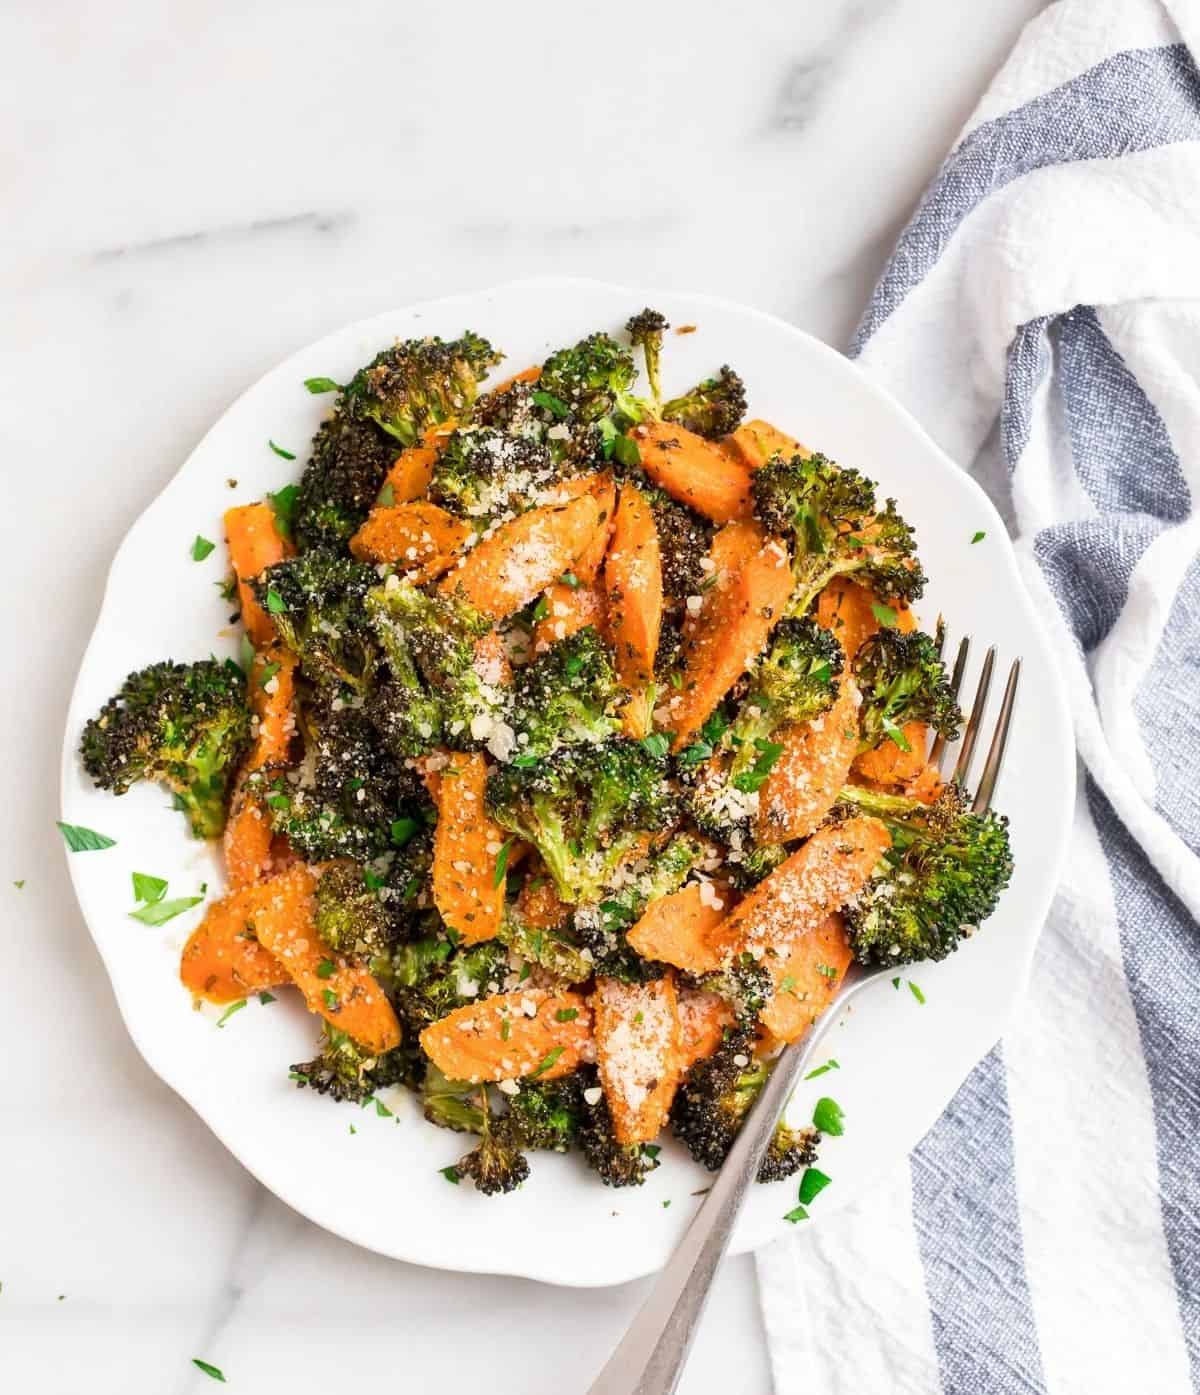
[79,312,1013,1195]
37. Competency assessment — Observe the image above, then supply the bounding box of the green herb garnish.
[191,535,216,562]
[268,439,296,460]
[812,1097,845,1136]
[216,1000,246,1028]
[798,1167,832,1205]
[131,872,168,904]
[56,821,116,853]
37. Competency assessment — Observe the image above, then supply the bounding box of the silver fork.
[586,637,1020,1395]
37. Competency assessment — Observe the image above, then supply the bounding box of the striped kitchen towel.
[756,1,1200,1392]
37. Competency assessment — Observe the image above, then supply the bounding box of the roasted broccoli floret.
[648,490,712,605]
[367,581,506,746]
[290,1021,407,1105]
[853,628,961,753]
[309,702,407,830]
[263,780,389,863]
[252,552,379,693]
[293,410,396,551]
[80,659,251,838]
[486,741,678,905]
[724,618,842,791]
[751,452,926,618]
[509,627,621,757]
[475,376,544,437]
[670,1029,819,1182]
[682,955,772,1025]
[498,909,594,985]
[421,1063,486,1133]
[626,308,669,406]
[343,332,501,446]
[538,332,642,426]
[313,860,402,958]
[837,782,1013,965]
[506,1074,583,1152]
[390,938,509,1035]
[453,1105,531,1196]
[577,1069,661,1187]
[724,842,788,890]
[662,365,748,440]
[429,426,558,521]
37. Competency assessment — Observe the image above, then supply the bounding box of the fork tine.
[971,659,1020,813]
[951,646,995,786]
[929,636,970,768]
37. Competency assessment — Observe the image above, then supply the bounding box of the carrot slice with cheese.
[665,533,793,750]
[430,750,506,944]
[224,502,294,648]
[625,882,724,974]
[815,578,916,660]
[604,483,663,736]
[439,492,602,619]
[707,816,891,966]
[533,580,607,650]
[758,913,853,1046]
[242,865,400,1054]
[180,885,287,1003]
[381,421,457,503]
[756,676,862,844]
[420,989,592,1084]
[349,500,471,577]
[592,975,682,1145]
[631,419,753,522]
[224,646,297,886]
[722,419,809,471]
[551,471,616,583]
[677,987,735,1071]
[853,721,929,785]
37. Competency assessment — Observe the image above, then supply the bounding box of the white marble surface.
[1,1,1047,1390]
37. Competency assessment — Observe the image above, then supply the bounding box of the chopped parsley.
[374,1096,393,1118]
[56,821,116,853]
[268,439,297,460]
[500,1017,512,1041]
[612,433,641,469]
[258,992,276,1005]
[555,1008,579,1023]
[131,872,168,905]
[783,1204,809,1224]
[870,602,898,629]
[316,959,335,980]
[641,732,670,760]
[532,389,570,419]
[129,893,205,926]
[267,484,299,541]
[257,660,281,689]
[192,1358,227,1383]
[804,1058,839,1080]
[376,481,396,507]
[908,980,926,1005]
[797,1167,832,1205]
[493,838,514,887]
[732,738,785,794]
[322,988,338,1010]
[440,1165,462,1184]
[265,588,285,615]
[812,1097,845,1136]
[304,376,340,394]
[216,1000,247,1028]
[191,535,216,562]
[528,1046,565,1079]
[390,816,419,847]
[970,530,986,544]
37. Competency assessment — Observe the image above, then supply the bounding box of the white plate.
[60,277,1073,1287]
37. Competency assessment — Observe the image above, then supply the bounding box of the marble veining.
[0,0,1048,1391]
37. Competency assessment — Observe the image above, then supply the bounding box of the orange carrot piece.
[349,500,471,577]
[420,988,592,1084]
[180,885,287,1003]
[223,646,297,887]
[244,865,400,1053]
[430,751,506,944]
[223,800,276,888]
[625,882,724,974]
[381,422,456,503]
[592,975,683,1145]
[707,816,891,966]
[853,720,929,784]
[439,493,602,619]
[756,676,862,844]
[557,472,616,583]
[722,419,809,472]
[815,578,916,660]
[631,419,754,523]
[758,913,853,1045]
[533,580,607,650]
[224,503,294,648]
[486,365,541,396]
[904,763,945,805]
[666,535,793,750]
[604,484,663,740]
[473,628,513,688]
[677,987,735,1071]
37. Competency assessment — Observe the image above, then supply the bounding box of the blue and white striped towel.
[756,2,1200,1391]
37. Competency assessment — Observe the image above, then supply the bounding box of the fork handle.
[585,1034,816,1395]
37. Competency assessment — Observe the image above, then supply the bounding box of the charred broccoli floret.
[577,1069,661,1187]
[662,365,748,440]
[509,627,621,757]
[343,332,501,446]
[80,659,251,838]
[421,1063,485,1133]
[853,628,961,753]
[486,741,678,905]
[724,842,788,890]
[263,779,390,863]
[252,552,379,693]
[293,410,395,551]
[837,783,1013,965]
[309,702,407,831]
[626,308,669,406]
[682,955,772,1025]
[751,452,925,617]
[429,426,558,521]
[313,860,402,958]
[453,1106,531,1196]
[390,938,510,1035]
[538,332,642,427]
[290,1021,407,1105]
[506,1074,583,1152]
[648,490,712,605]
[670,1029,819,1182]
[367,581,506,747]
[475,376,544,437]
[724,618,842,791]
